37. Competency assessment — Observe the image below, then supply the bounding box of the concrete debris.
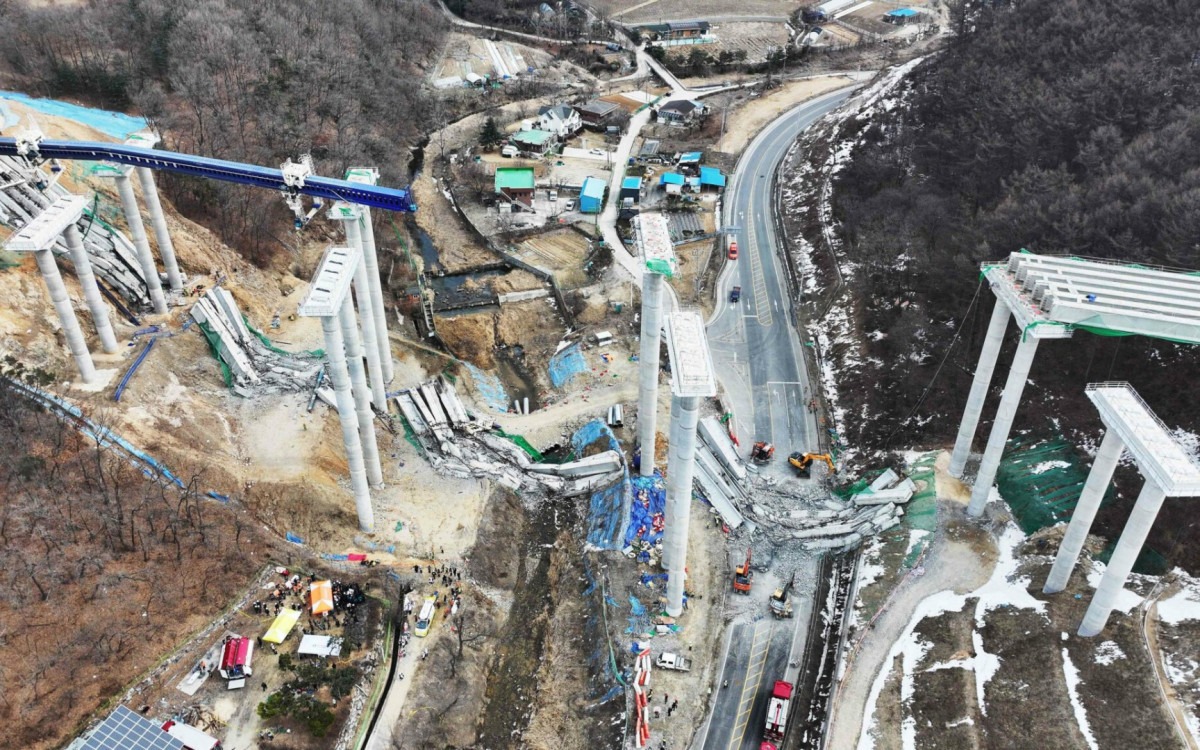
[699,416,747,482]
[852,468,915,506]
[693,444,745,529]
[528,450,622,477]
[399,376,626,499]
[0,156,151,308]
[189,288,320,392]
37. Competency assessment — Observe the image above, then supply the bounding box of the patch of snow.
[971,524,1046,628]
[867,330,887,341]
[900,635,933,750]
[1030,460,1071,474]
[1061,648,1100,750]
[1171,428,1200,462]
[1157,585,1200,625]
[1093,640,1125,666]
[946,716,974,728]
[972,629,1000,716]
[1086,561,1144,614]
[858,590,968,750]
[926,658,974,672]
[904,529,930,560]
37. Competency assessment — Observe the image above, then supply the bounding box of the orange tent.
[310,580,334,615]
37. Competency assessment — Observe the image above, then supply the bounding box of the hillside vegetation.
[824,0,1200,565]
[0,0,444,264]
[0,381,269,750]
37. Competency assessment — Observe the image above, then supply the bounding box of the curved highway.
[708,87,857,476]
[698,86,859,750]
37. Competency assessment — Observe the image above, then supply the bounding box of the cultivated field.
[596,0,806,21]
[665,21,789,64]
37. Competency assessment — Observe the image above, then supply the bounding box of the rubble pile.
[739,468,913,552]
[0,156,150,307]
[190,288,322,394]
[395,377,624,498]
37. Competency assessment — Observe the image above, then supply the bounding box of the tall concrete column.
[134,167,183,293]
[358,209,393,383]
[967,336,1040,516]
[1078,482,1166,637]
[637,271,665,476]
[114,173,167,314]
[34,248,96,383]
[665,394,701,617]
[949,299,1011,476]
[1044,430,1125,594]
[319,314,374,532]
[340,297,384,488]
[344,218,388,412]
[63,224,118,354]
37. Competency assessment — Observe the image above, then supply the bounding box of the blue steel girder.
[0,138,417,213]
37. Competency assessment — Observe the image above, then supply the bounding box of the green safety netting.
[395,412,426,457]
[493,427,544,462]
[995,437,1113,535]
[242,315,323,358]
[1097,539,1169,576]
[902,456,938,567]
[195,320,234,387]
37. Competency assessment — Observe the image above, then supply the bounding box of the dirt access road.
[825,460,997,750]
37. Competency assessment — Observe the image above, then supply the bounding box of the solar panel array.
[79,706,184,750]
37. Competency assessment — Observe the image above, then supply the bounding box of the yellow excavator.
[788,452,836,478]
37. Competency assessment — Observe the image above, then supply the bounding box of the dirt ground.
[513,227,594,290]
[409,171,498,273]
[664,22,789,65]
[598,0,804,21]
[715,74,863,155]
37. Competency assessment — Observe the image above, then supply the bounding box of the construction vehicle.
[751,442,775,464]
[763,680,794,743]
[656,652,692,671]
[788,451,836,478]
[770,573,795,619]
[733,548,753,594]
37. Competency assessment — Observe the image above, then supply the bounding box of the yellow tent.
[262,608,301,644]
[310,580,334,615]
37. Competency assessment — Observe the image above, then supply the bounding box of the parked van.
[549,189,559,202]
[594,330,614,347]
[607,404,624,428]
[414,595,437,638]
[501,144,519,158]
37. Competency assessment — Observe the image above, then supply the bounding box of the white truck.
[656,652,692,671]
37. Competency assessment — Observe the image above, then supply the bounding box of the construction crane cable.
[882,277,983,450]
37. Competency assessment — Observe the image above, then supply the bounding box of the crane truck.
[763,679,794,743]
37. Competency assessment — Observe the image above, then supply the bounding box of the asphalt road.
[698,88,857,750]
[707,87,856,480]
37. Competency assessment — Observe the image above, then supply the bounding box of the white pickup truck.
[656,652,692,672]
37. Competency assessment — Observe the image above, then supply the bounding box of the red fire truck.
[763,679,793,743]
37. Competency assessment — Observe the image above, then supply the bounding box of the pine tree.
[479,117,503,150]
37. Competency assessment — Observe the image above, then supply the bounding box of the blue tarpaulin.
[549,343,588,388]
[286,532,305,545]
[572,420,631,549]
[625,472,667,547]
[0,91,148,139]
[463,362,509,413]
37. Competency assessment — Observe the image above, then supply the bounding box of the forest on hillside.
[0,379,268,750]
[823,0,1200,567]
[0,0,444,264]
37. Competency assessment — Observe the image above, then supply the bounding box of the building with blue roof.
[580,176,606,213]
[620,176,643,204]
[884,7,920,23]
[660,171,686,195]
[699,166,726,191]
